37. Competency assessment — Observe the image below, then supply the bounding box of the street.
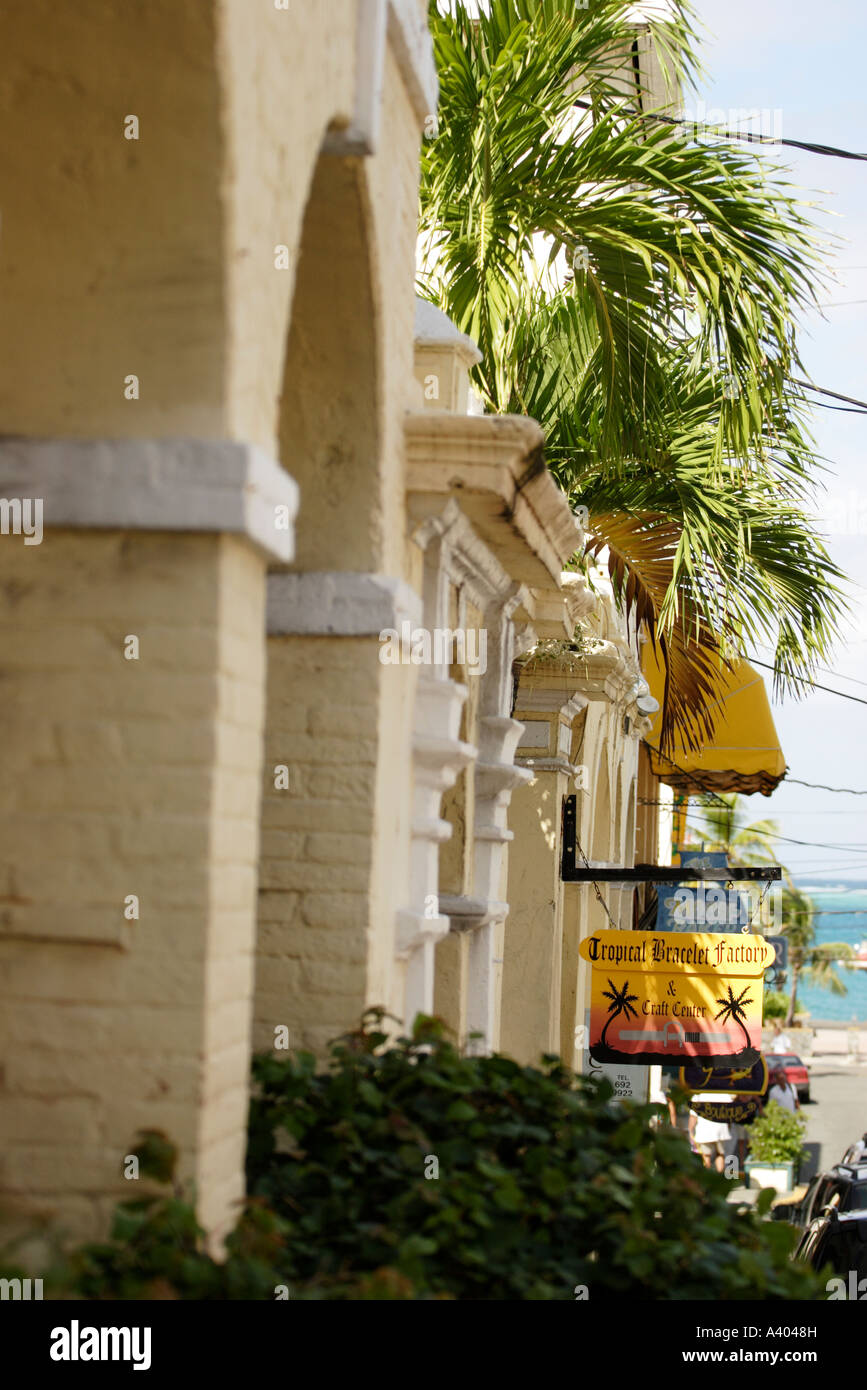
[801,1057,867,1177]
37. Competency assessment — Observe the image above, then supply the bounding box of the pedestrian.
[688,1093,732,1172]
[727,1095,751,1173]
[767,1066,799,1112]
[770,1022,792,1054]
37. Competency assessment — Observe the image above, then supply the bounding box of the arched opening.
[277,150,381,572]
[255,144,392,1058]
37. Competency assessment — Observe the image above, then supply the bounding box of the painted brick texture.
[0,532,266,1243]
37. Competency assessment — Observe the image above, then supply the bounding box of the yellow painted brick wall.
[255,633,416,1053]
[0,532,267,1244]
[255,636,380,1055]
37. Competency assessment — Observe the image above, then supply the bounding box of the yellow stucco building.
[0,1,783,1259]
[0,0,589,1250]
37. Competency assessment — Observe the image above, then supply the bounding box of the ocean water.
[789,886,867,1023]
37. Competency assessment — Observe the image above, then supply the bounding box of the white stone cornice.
[409,495,515,611]
[0,437,299,563]
[562,572,600,622]
[529,574,597,638]
[438,894,509,932]
[529,590,576,640]
[412,733,477,789]
[517,755,578,776]
[395,909,451,957]
[266,572,422,635]
[475,760,532,800]
[576,641,640,703]
[515,686,590,717]
[404,412,581,589]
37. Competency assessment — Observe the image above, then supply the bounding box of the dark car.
[842,1135,867,1165]
[781,1163,867,1231]
[770,1052,810,1103]
[795,1209,867,1284]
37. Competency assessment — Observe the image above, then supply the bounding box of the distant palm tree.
[600,978,638,1048]
[782,886,853,1027]
[689,793,779,865]
[714,984,754,1052]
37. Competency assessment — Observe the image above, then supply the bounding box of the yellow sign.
[579,930,774,976]
[579,931,773,1065]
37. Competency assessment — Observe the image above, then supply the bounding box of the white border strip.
[0,437,299,563]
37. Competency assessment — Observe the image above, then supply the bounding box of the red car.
[770,1052,810,1103]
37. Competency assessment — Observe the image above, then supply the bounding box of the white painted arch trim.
[324,0,439,155]
[0,437,298,564]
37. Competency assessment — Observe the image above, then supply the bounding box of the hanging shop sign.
[656,853,778,933]
[690,1096,761,1125]
[678,1055,769,1096]
[763,934,788,987]
[580,1010,649,1102]
[578,930,775,1067]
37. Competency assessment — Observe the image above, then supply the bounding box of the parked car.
[771,1052,810,1103]
[842,1134,867,1165]
[779,1163,867,1231]
[794,1209,867,1280]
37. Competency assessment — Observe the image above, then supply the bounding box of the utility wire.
[807,667,867,691]
[572,99,867,163]
[806,400,867,415]
[747,657,867,709]
[684,817,867,856]
[793,380,867,412]
[786,777,867,796]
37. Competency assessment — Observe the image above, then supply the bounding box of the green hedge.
[244,1013,818,1300]
[6,1014,822,1300]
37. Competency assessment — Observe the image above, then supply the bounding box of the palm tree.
[689,792,780,865]
[600,978,638,1047]
[781,886,853,1027]
[420,0,846,750]
[714,984,754,1053]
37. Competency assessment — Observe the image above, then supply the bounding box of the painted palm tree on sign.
[600,978,638,1048]
[714,984,754,1053]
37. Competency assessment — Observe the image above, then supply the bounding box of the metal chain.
[740,877,774,935]
[574,834,775,938]
[575,836,622,931]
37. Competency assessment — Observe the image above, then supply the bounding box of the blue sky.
[690,0,867,882]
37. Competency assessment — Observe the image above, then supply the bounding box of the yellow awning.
[643,648,786,797]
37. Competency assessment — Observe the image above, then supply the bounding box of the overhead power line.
[793,380,867,412]
[571,99,867,162]
[684,817,867,856]
[786,778,867,796]
[747,657,867,709]
[806,400,867,416]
